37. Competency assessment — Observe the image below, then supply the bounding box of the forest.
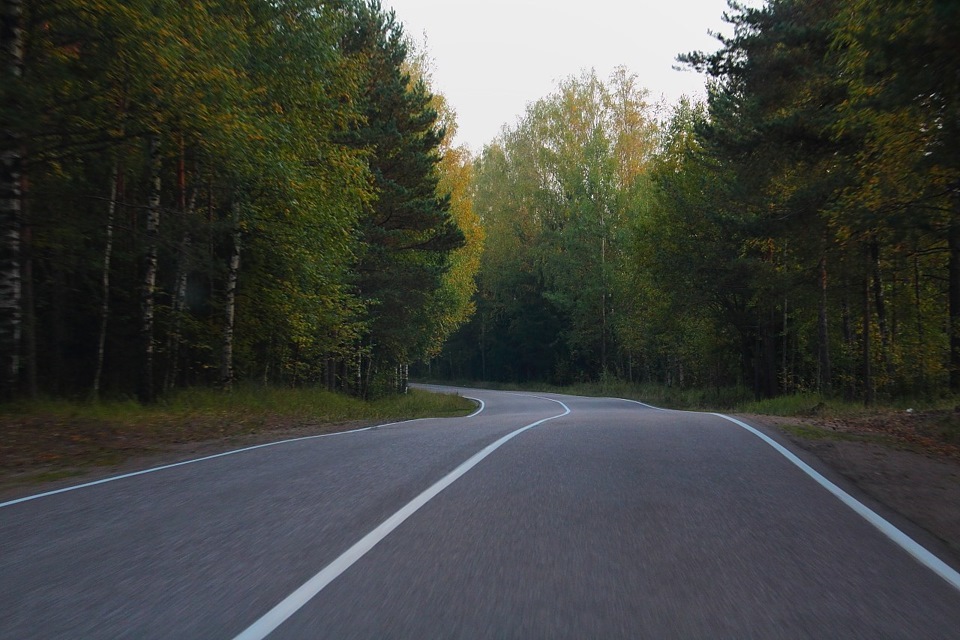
[0,0,480,401]
[2,0,958,406]
[434,0,960,404]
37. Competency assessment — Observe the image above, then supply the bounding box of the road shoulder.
[743,413,960,565]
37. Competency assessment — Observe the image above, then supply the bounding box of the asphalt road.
[2,385,960,639]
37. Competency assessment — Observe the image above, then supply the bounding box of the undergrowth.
[0,385,475,424]
[418,378,958,417]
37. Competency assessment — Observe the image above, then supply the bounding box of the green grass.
[776,422,895,445]
[0,385,476,425]
[933,412,960,444]
[418,378,754,411]
[737,392,960,418]
[0,385,477,480]
[27,469,87,483]
[736,393,836,416]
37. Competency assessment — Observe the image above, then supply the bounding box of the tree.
[441,69,660,384]
[834,0,960,391]
[0,0,24,398]
[341,2,464,396]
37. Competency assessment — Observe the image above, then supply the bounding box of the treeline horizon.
[0,0,480,402]
[5,0,958,406]
[433,0,959,404]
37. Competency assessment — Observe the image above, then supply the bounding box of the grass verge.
[0,386,475,485]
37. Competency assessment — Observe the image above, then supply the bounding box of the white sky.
[383,0,745,152]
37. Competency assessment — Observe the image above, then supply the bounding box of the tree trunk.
[165,189,197,392]
[139,135,161,404]
[840,256,855,401]
[950,217,960,392]
[0,0,24,399]
[599,234,607,379]
[164,232,190,391]
[863,247,874,406]
[914,253,925,389]
[761,309,777,398]
[817,253,831,395]
[221,201,241,391]
[21,207,34,398]
[870,238,892,384]
[361,347,372,399]
[782,297,788,392]
[480,311,486,381]
[93,166,119,399]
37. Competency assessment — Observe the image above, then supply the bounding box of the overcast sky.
[383,0,745,152]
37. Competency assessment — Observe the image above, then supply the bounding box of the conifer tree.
[341,1,463,396]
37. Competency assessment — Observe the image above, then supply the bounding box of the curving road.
[2,385,959,639]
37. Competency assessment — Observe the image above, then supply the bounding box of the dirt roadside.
[743,411,960,564]
[0,417,380,502]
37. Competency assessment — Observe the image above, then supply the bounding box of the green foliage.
[434,68,660,384]
[9,1,472,402]
[0,387,473,423]
[338,2,467,396]
[435,0,959,406]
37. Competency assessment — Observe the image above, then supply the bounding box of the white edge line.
[708,412,960,593]
[616,397,669,412]
[0,424,387,509]
[233,397,569,640]
[619,392,960,594]
[464,396,485,417]
[2,391,489,510]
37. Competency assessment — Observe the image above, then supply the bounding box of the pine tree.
[341,1,463,396]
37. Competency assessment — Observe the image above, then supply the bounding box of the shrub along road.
[2,386,959,638]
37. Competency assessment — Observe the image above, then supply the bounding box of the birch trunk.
[0,0,24,398]
[221,201,241,390]
[139,135,161,403]
[165,189,197,392]
[93,166,119,398]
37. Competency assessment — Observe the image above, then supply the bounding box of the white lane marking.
[613,395,960,592]
[709,412,960,593]
[465,396,485,417]
[233,397,570,640]
[0,424,382,509]
[615,397,669,412]
[1,395,488,510]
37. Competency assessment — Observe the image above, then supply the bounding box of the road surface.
[2,385,959,639]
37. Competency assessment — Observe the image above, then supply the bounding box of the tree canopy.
[1,0,477,401]
[435,0,959,404]
[5,0,956,406]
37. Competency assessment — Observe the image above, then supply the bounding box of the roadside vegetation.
[422,378,960,458]
[0,387,475,488]
[433,0,960,411]
[0,1,479,404]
